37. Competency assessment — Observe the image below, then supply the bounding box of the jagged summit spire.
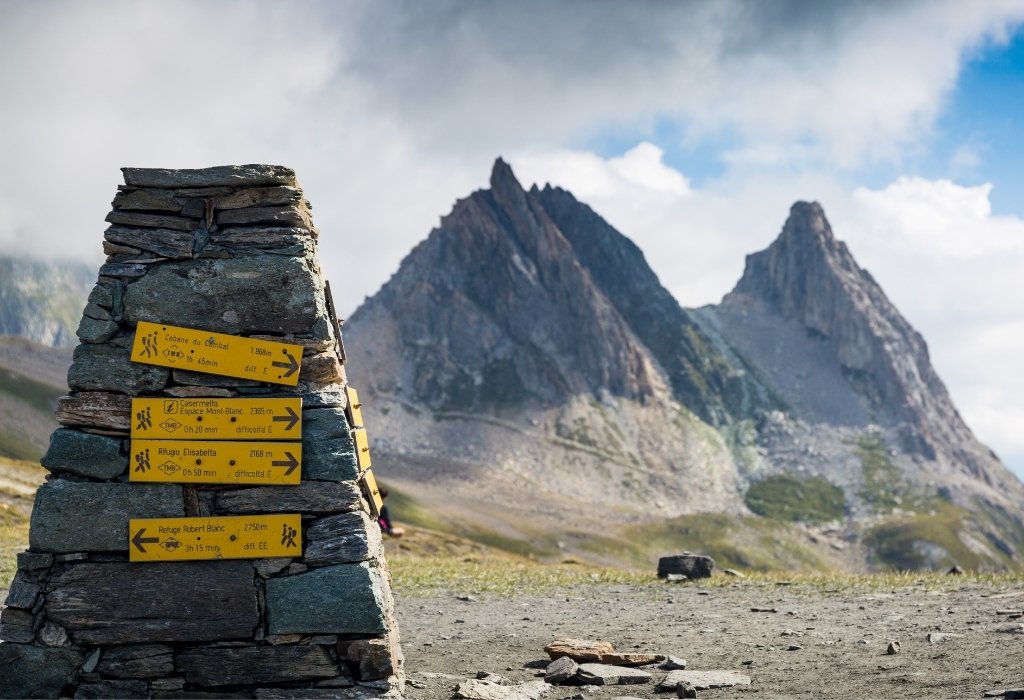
[489,157,522,193]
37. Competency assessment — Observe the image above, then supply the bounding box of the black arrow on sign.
[272,406,300,431]
[132,528,160,553]
[272,351,300,378]
[272,451,300,476]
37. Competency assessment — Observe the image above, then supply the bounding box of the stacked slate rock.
[0,165,403,699]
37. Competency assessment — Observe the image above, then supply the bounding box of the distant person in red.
[377,488,405,538]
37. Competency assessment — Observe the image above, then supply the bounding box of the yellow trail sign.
[129,514,302,562]
[352,427,372,472]
[345,385,364,428]
[130,440,301,485]
[361,468,384,518]
[131,397,302,440]
[130,321,303,386]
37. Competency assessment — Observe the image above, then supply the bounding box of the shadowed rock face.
[351,159,662,413]
[716,201,1010,486]
[349,159,771,423]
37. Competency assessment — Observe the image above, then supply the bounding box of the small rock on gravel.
[657,554,714,580]
[661,656,687,670]
[997,623,1024,635]
[544,656,578,684]
[676,681,698,698]
[576,664,652,686]
[885,641,901,655]
[658,670,751,691]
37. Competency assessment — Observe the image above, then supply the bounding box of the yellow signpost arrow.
[131,397,302,440]
[130,440,301,485]
[130,321,303,386]
[352,427,372,473]
[129,514,302,561]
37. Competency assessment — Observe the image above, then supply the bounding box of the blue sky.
[1,0,1023,479]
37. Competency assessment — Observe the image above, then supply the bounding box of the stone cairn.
[0,165,403,698]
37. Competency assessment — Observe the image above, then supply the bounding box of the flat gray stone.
[97,644,175,678]
[41,428,128,479]
[123,164,296,188]
[176,644,339,687]
[577,664,651,685]
[30,480,183,552]
[927,632,963,643]
[661,656,687,670]
[123,256,325,335]
[77,314,120,344]
[305,511,381,566]
[217,205,310,229]
[46,561,258,644]
[658,670,751,691]
[16,551,53,570]
[0,644,83,698]
[74,679,149,698]
[67,341,169,394]
[266,563,387,635]
[4,571,41,609]
[302,407,359,481]
[215,480,361,515]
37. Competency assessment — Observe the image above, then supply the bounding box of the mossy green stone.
[301,407,359,481]
[30,481,183,552]
[41,428,127,479]
[0,644,83,698]
[266,563,387,634]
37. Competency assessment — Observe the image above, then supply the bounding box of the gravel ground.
[395,579,1024,700]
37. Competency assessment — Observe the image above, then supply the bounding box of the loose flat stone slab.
[123,256,325,335]
[46,561,258,644]
[454,679,550,700]
[545,638,615,662]
[41,428,127,479]
[30,480,183,552]
[216,480,361,514]
[68,342,169,395]
[658,670,751,691]
[305,511,381,566]
[122,164,297,188]
[105,210,198,231]
[266,563,387,635]
[577,663,651,685]
[603,652,666,667]
[0,644,84,698]
[176,644,339,687]
[927,632,963,643]
[112,188,182,212]
[302,407,360,481]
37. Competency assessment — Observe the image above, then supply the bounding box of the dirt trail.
[395,580,1024,699]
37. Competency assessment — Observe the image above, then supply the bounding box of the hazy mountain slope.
[0,336,70,460]
[0,257,94,347]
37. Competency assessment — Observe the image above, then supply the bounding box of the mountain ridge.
[345,159,1024,571]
